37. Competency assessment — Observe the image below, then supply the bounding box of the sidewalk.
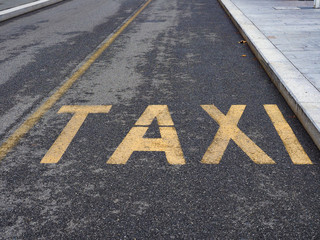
[0,0,63,22]
[219,0,320,149]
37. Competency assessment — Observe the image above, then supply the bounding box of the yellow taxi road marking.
[41,105,112,164]
[107,105,185,164]
[107,127,185,165]
[0,0,153,162]
[135,105,174,126]
[264,105,312,164]
[201,105,275,164]
[58,105,112,114]
[42,104,312,165]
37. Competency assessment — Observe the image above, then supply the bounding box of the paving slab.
[219,0,320,149]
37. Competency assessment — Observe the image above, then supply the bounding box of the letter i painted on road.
[107,105,185,165]
[41,105,112,164]
[264,105,312,164]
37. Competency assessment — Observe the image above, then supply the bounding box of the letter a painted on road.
[107,105,185,165]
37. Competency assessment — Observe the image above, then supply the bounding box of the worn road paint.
[41,105,112,164]
[135,105,174,126]
[0,0,153,163]
[107,105,185,164]
[264,105,312,164]
[201,105,275,164]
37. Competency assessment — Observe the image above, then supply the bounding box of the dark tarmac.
[0,0,319,238]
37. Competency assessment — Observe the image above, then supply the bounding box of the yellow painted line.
[107,105,185,164]
[201,105,275,164]
[41,105,112,164]
[107,127,186,165]
[264,104,312,164]
[135,105,175,126]
[0,0,153,162]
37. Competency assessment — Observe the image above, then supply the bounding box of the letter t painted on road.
[41,105,112,164]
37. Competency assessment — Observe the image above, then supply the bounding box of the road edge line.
[218,0,320,150]
[0,0,64,23]
[0,0,153,162]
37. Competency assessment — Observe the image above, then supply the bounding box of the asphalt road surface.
[1,0,319,238]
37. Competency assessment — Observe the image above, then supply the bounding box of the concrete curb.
[0,0,63,22]
[219,0,320,149]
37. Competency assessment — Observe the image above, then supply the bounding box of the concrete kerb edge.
[0,0,64,22]
[218,0,320,149]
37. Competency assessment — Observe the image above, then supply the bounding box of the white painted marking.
[0,0,52,16]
